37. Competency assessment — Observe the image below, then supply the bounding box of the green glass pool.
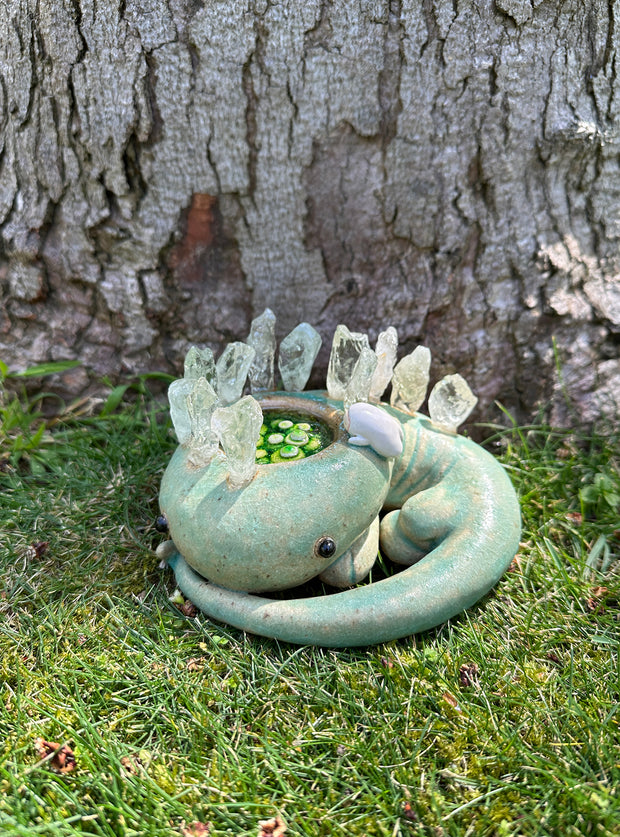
[256,411,333,464]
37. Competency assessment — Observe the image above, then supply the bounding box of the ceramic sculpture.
[157,312,521,647]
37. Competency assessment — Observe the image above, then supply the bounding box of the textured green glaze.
[160,391,521,646]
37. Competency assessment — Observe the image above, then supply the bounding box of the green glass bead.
[285,431,309,445]
[280,444,299,458]
[270,447,305,463]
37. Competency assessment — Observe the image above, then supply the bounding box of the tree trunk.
[1,0,618,424]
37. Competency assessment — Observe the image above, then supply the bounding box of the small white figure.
[344,402,404,458]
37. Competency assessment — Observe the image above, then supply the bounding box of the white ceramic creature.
[344,402,404,458]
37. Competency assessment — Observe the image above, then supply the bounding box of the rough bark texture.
[1,0,619,424]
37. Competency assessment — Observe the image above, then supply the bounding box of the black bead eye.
[315,536,336,559]
[155,515,169,533]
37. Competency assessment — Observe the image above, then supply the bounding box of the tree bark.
[1,0,618,424]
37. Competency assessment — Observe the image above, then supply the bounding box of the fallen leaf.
[556,441,578,459]
[442,691,461,711]
[187,657,205,672]
[25,541,49,561]
[35,738,76,773]
[458,663,479,688]
[120,754,145,775]
[179,600,199,618]
[586,586,609,613]
[181,822,211,836]
[258,816,287,836]
[545,651,562,665]
[403,801,417,821]
[508,554,522,572]
[566,512,583,525]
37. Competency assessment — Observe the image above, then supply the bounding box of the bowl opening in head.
[255,394,342,465]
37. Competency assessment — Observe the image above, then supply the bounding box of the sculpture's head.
[159,393,394,593]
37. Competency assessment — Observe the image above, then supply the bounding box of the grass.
[0,370,619,836]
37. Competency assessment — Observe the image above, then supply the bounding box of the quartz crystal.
[184,345,216,384]
[215,342,256,405]
[246,308,276,392]
[211,395,264,489]
[369,327,398,401]
[186,377,220,467]
[344,347,378,410]
[168,378,194,445]
[428,374,478,431]
[326,325,370,400]
[278,322,322,391]
[390,346,431,415]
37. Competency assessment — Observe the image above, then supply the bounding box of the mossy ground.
[0,381,618,836]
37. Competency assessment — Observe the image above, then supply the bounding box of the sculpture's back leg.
[380,483,460,566]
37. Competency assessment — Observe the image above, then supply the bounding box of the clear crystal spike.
[247,308,276,392]
[278,322,322,391]
[390,346,431,415]
[428,374,477,431]
[326,325,370,400]
[211,396,264,489]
